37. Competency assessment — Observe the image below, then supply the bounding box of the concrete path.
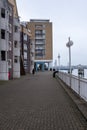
[0,71,87,130]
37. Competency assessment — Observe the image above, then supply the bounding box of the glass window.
[1,8,5,18]
[14,56,18,63]
[14,26,18,32]
[14,41,18,48]
[1,29,5,39]
[1,51,6,61]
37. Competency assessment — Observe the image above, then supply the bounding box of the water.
[61,69,87,79]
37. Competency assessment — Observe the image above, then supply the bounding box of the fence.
[56,72,87,102]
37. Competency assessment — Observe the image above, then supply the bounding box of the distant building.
[27,19,53,71]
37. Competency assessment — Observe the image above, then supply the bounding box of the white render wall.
[0,1,9,80]
[13,63,20,78]
[0,62,8,80]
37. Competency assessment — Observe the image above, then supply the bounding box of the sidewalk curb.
[55,75,87,121]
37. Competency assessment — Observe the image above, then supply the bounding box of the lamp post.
[66,37,73,74]
[58,54,60,71]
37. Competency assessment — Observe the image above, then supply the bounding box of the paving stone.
[0,72,87,130]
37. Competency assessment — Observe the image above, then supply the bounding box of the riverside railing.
[56,72,87,102]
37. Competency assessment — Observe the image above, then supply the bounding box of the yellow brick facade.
[27,20,53,61]
[8,0,18,17]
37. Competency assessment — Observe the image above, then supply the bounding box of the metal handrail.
[56,72,87,102]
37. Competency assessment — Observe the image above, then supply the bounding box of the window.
[14,56,18,63]
[1,8,5,18]
[1,51,6,61]
[1,29,5,39]
[14,41,18,48]
[14,26,18,32]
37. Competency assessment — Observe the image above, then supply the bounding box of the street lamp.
[66,37,73,74]
[58,54,60,71]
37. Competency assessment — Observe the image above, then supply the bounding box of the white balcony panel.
[35,35,45,39]
[0,61,8,72]
[0,73,8,80]
[14,33,20,41]
[35,42,45,45]
[13,63,20,78]
[14,18,20,26]
[0,39,8,50]
[24,52,27,59]
[14,48,20,56]
[0,62,8,80]
[0,18,8,29]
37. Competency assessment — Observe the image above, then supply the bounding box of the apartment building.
[0,0,11,80]
[8,0,20,78]
[0,0,20,80]
[20,22,34,74]
[27,19,53,71]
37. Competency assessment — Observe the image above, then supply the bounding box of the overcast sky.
[16,0,87,66]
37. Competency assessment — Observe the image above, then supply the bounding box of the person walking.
[32,68,35,75]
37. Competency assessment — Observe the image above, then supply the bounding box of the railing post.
[78,75,80,95]
[70,74,72,88]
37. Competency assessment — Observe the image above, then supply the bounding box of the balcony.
[0,39,9,50]
[35,46,45,50]
[35,35,45,40]
[1,18,8,29]
[13,48,20,56]
[14,32,20,41]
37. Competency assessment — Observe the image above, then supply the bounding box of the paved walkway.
[0,71,87,130]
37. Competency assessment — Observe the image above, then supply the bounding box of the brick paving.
[0,71,87,130]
